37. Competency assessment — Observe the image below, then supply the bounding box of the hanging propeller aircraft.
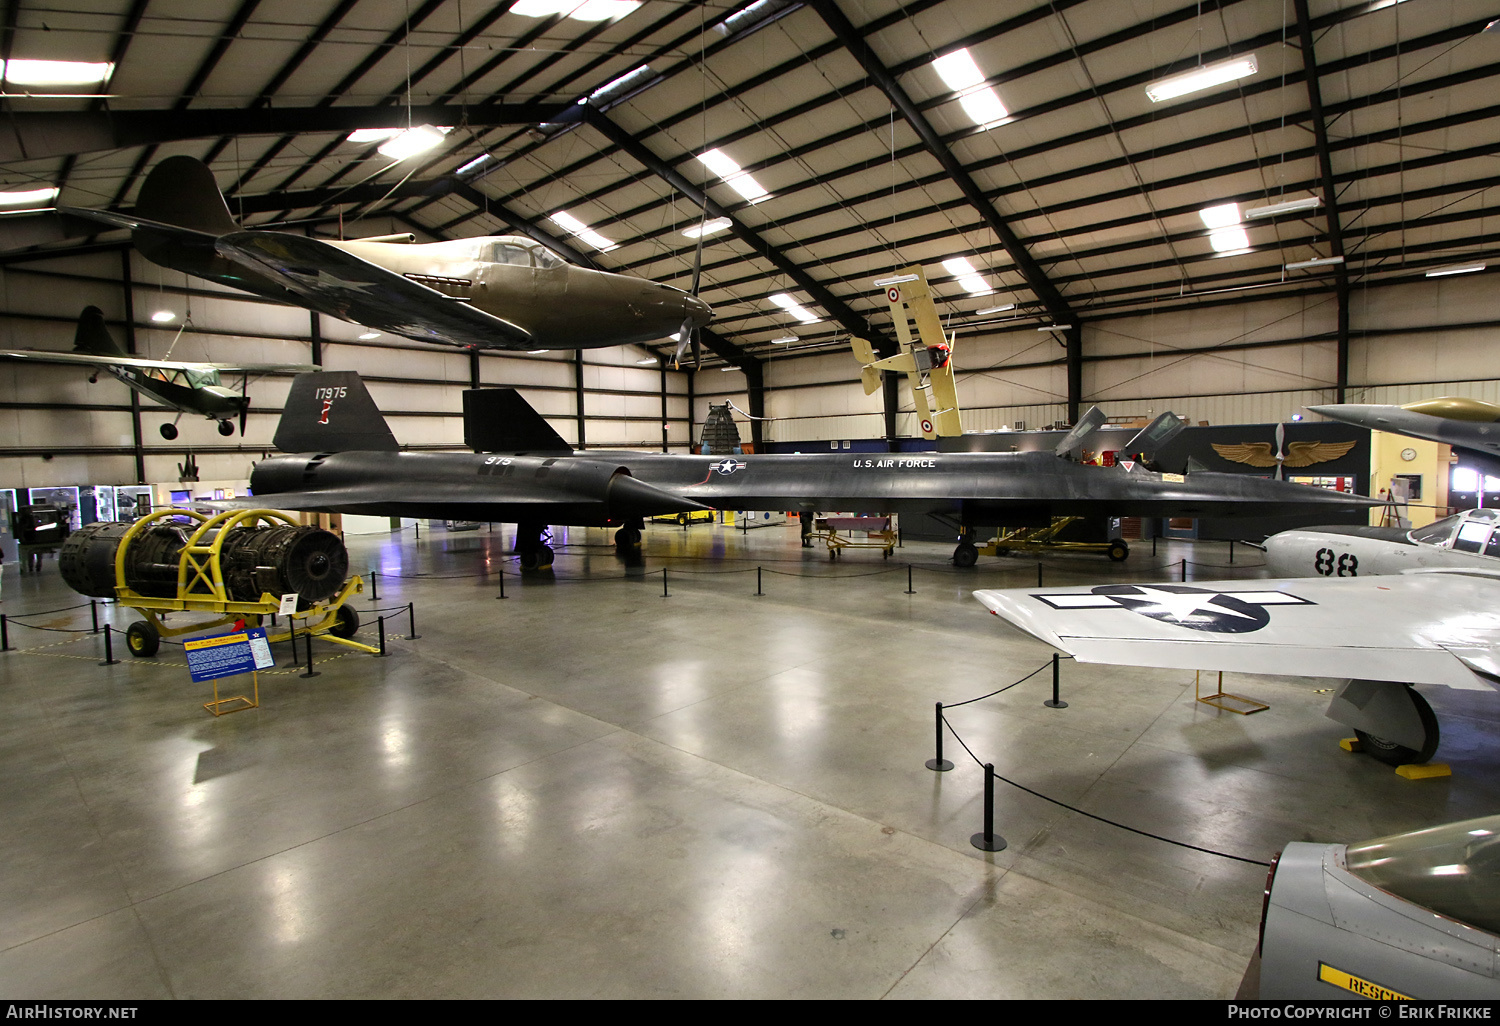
[0,306,316,438]
[61,156,712,354]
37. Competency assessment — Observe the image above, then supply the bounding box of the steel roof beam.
[580,106,894,357]
[0,102,568,164]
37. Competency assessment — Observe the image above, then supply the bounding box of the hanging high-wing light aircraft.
[61,156,711,353]
[974,565,1500,768]
[0,306,316,437]
[223,371,1374,571]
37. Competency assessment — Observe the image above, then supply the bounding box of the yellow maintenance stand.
[59,508,376,658]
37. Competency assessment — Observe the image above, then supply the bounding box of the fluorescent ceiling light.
[347,127,403,143]
[456,153,492,174]
[1209,226,1250,253]
[527,349,549,354]
[635,357,658,365]
[769,293,820,324]
[933,49,987,92]
[1146,54,1258,103]
[697,148,769,204]
[941,256,994,296]
[1244,196,1322,218]
[681,216,731,239]
[3,59,113,86]
[549,209,617,252]
[1426,262,1487,277]
[872,274,919,287]
[1037,324,1074,332]
[512,0,639,19]
[150,310,176,323]
[378,125,451,160]
[1199,202,1241,230]
[1285,256,1344,270]
[770,335,797,344]
[0,185,58,207]
[930,47,1008,129]
[358,331,381,340]
[975,303,1016,315]
[720,366,737,372]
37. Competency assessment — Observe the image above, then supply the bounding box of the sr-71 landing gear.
[953,540,978,567]
[614,518,643,551]
[514,521,554,571]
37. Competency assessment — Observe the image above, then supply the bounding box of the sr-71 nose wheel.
[953,541,978,568]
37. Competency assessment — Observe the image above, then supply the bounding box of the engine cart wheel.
[126,620,160,658]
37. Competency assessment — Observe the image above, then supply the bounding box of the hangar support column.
[119,251,145,484]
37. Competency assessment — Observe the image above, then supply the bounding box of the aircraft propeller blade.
[1275,422,1286,480]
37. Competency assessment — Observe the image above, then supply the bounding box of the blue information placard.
[184,627,274,683]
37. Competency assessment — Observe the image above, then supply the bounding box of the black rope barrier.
[4,601,96,618]
[939,713,1270,867]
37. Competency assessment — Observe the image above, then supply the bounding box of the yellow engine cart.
[982,516,1129,562]
[815,516,898,560]
[110,508,378,657]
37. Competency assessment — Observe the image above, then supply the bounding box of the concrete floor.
[2,519,1498,999]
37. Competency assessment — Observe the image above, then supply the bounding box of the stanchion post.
[376,615,387,657]
[299,627,320,678]
[497,571,506,599]
[407,602,421,640]
[1152,536,1157,556]
[1,614,8,651]
[756,566,762,596]
[91,601,99,634]
[906,564,914,594]
[1180,558,1187,582]
[1230,539,1235,563]
[926,703,954,771]
[99,625,117,666]
[289,617,300,664]
[1044,652,1068,709]
[370,571,379,602]
[662,568,668,598]
[1037,562,1043,587]
[970,763,1007,852]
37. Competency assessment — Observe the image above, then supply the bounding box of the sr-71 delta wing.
[0,306,316,437]
[974,569,1500,768]
[231,371,1376,571]
[61,156,710,353]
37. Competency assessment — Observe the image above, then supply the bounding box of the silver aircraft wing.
[974,569,1500,692]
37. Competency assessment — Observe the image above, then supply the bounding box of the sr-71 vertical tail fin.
[274,371,399,453]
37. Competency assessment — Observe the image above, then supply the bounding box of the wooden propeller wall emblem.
[1211,425,1355,478]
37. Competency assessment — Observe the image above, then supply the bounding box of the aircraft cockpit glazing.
[1343,815,1500,936]
[475,239,566,269]
[1409,508,1500,556]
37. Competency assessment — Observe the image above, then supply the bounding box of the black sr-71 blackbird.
[235,372,1374,569]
